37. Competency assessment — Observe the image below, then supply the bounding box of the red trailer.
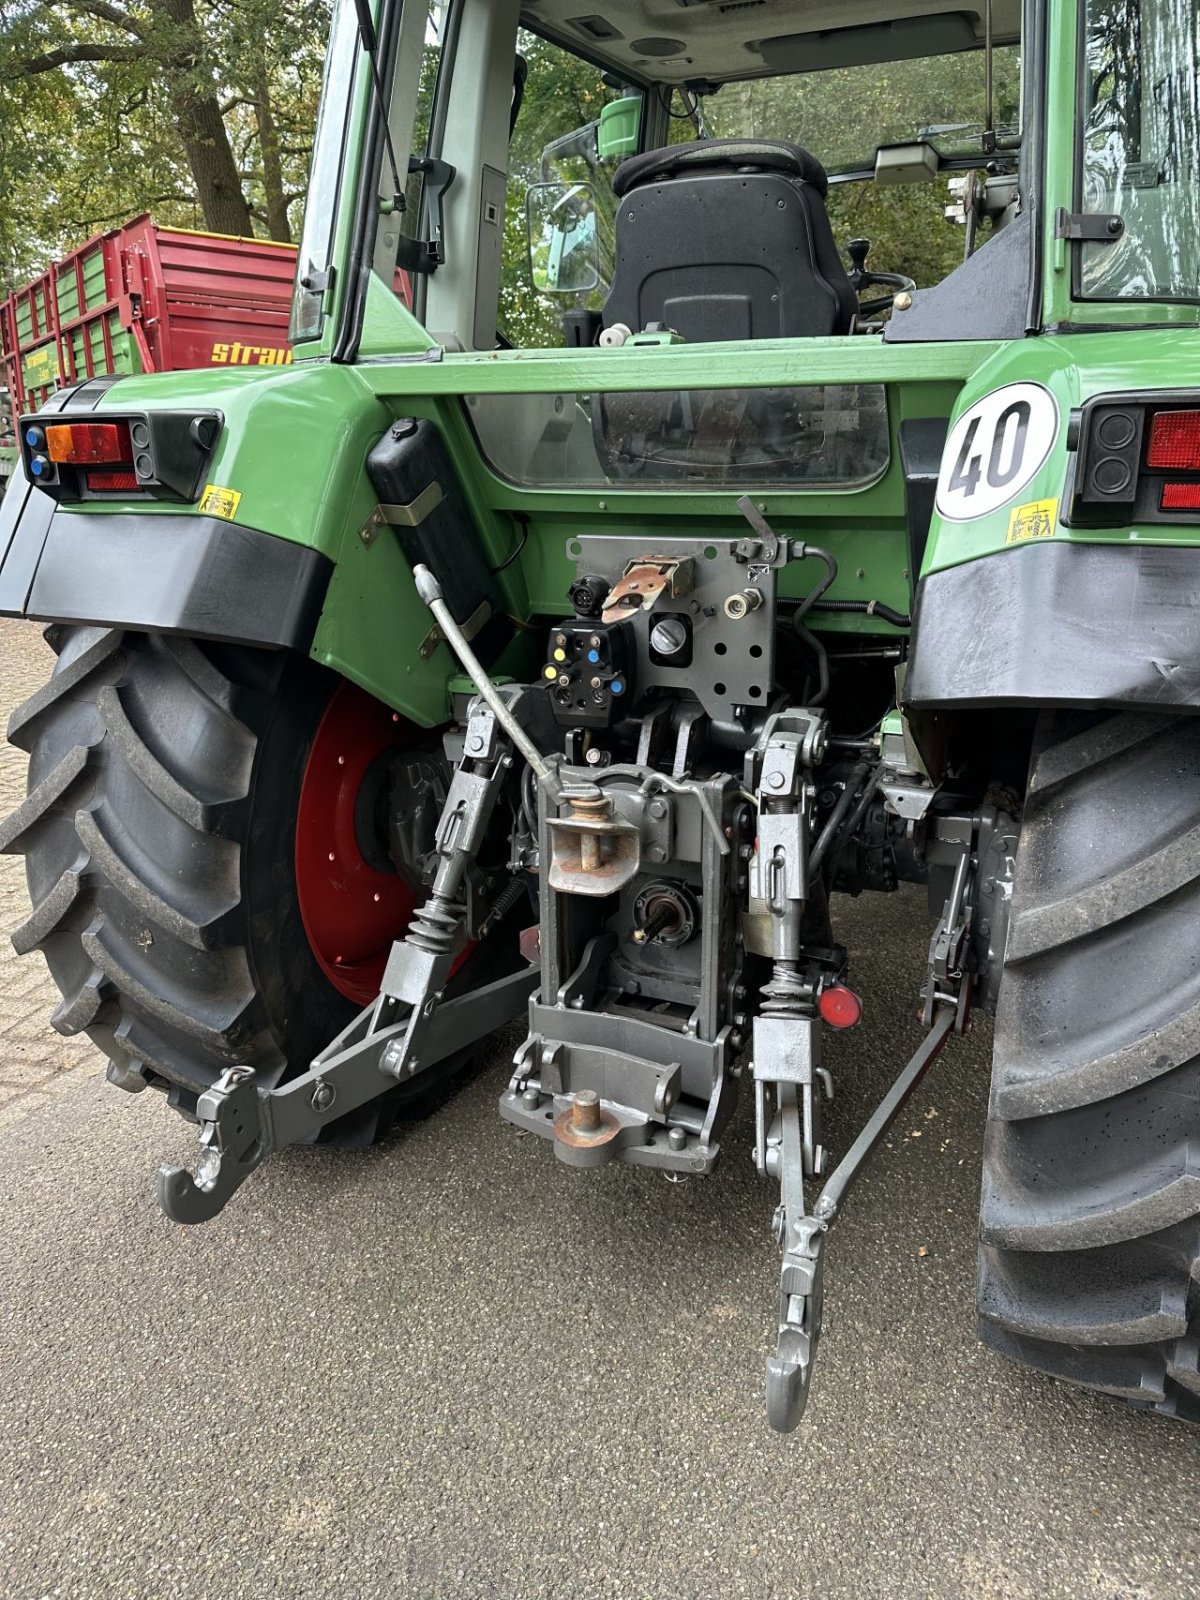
[0,217,299,476]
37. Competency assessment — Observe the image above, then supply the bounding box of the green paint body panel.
[78,302,1200,727]
[921,331,1200,578]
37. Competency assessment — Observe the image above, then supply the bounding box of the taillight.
[1146,409,1200,471]
[45,421,133,465]
[19,408,222,502]
[1160,482,1200,511]
[1068,394,1200,526]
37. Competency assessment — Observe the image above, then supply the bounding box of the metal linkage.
[750,711,980,1431]
[763,1007,957,1431]
[157,700,537,1226]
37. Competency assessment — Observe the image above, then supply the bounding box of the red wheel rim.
[295,681,419,1006]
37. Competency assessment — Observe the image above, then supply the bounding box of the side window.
[1080,0,1200,300]
[502,31,640,347]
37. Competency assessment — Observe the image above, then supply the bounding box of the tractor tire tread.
[979,710,1200,1423]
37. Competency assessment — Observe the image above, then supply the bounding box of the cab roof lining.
[519,1,1022,84]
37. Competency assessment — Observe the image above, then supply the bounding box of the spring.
[480,875,528,937]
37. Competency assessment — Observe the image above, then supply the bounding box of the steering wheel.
[846,238,917,320]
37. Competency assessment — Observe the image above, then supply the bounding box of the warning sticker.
[199,483,243,521]
[1006,498,1058,545]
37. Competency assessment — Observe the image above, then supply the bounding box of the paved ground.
[0,620,1198,1599]
[0,622,95,1130]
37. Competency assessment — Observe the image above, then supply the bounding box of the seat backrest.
[604,139,857,342]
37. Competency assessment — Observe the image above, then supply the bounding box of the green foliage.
[0,0,330,290]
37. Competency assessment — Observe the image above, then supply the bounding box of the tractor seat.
[604,138,857,343]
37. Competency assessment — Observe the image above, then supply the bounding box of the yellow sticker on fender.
[199,483,243,521]
[1007,498,1058,545]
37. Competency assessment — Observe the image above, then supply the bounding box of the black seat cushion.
[614,137,830,200]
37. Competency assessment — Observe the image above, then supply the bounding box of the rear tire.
[0,626,483,1145]
[979,711,1200,1421]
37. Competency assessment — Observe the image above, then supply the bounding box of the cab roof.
[521,2,1022,85]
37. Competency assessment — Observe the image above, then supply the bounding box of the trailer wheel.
[1,626,488,1146]
[979,711,1200,1421]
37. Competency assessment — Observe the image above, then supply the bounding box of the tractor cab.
[304,0,1028,361]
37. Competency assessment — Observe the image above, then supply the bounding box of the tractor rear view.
[2,0,1199,1433]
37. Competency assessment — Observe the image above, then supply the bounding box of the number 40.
[948,400,1032,500]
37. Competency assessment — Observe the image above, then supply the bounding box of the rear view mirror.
[527,182,600,294]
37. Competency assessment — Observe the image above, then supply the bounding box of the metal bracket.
[1054,208,1125,243]
[360,483,447,549]
[601,557,694,625]
[419,599,492,662]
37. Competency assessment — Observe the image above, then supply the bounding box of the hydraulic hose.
[806,598,912,628]
[809,759,872,878]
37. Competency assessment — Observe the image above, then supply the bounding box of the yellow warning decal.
[199,483,243,521]
[1006,498,1058,545]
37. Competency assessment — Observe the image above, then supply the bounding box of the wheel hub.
[295,680,425,1007]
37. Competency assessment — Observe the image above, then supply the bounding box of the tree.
[0,0,331,285]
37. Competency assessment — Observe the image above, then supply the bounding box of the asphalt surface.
[2,881,1199,1600]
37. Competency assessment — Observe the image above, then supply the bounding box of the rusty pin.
[571,1089,603,1135]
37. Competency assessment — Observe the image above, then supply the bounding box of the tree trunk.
[253,60,291,242]
[159,0,255,237]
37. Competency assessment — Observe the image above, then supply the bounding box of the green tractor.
[3,0,1199,1432]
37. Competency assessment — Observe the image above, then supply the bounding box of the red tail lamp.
[819,984,863,1030]
[44,421,133,465]
[1146,410,1200,472]
[85,469,140,493]
[1161,482,1200,511]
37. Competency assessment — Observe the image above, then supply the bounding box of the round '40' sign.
[935,382,1059,522]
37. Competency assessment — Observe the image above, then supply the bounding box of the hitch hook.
[157,1066,264,1226]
